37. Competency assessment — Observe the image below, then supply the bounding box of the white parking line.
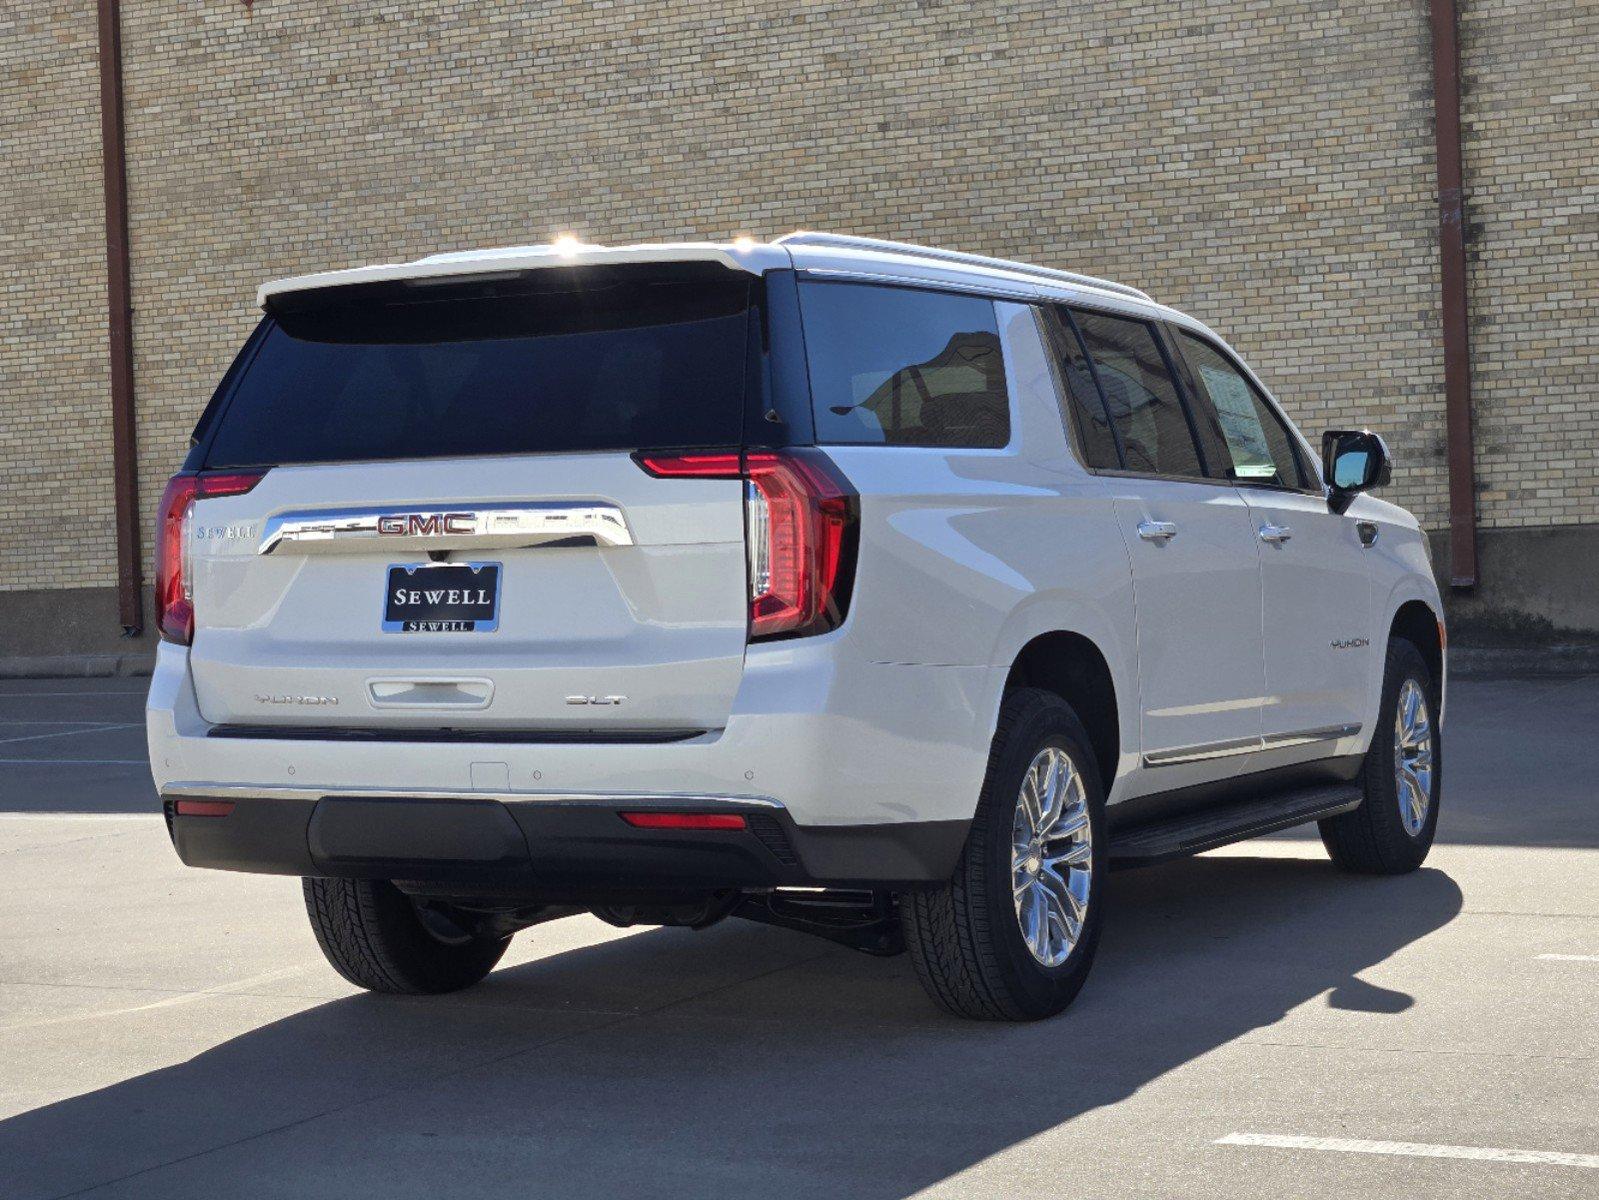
[1216,1133,1599,1169]
[0,965,309,1034]
[0,723,140,746]
[0,690,148,697]
[0,758,148,765]
[1537,953,1599,962]
[0,812,156,820]
[0,720,141,726]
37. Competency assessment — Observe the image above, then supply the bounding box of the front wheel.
[303,877,510,994]
[1319,637,1441,874]
[901,689,1107,1020]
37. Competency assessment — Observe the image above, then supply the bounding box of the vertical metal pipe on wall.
[1429,0,1479,589]
[96,0,143,633]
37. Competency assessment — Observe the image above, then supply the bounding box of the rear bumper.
[161,788,969,890]
[147,639,1000,830]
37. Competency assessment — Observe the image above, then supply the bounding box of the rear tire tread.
[901,688,1103,1021]
[302,876,507,994]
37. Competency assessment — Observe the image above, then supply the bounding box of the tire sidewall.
[1365,641,1442,863]
[977,698,1108,1015]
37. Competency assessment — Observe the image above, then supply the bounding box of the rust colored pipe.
[96,0,143,632]
[1430,0,1478,589]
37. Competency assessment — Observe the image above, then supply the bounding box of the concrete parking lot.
[1,674,1595,1199]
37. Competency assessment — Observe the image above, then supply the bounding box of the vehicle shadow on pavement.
[4,853,1462,1200]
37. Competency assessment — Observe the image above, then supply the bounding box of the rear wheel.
[901,689,1106,1020]
[302,877,509,994]
[1319,637,1441,874]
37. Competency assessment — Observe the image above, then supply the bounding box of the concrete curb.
[0,653,155,679]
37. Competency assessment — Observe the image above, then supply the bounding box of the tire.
[1319,637,1441,874]
[302,877,510,994]
[901,688,1107,1020]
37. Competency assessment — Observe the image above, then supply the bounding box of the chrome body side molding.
[1143,724,1361,768]
[257,502,634,555]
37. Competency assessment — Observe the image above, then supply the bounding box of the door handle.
[1137,520,1179,543]
[1258,523,1293,543]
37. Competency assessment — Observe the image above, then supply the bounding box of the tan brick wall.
[1461,0,1599,529]
[0,2,116,591]
[1,0,1594,597]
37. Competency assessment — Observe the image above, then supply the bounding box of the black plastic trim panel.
[164,792,970,891]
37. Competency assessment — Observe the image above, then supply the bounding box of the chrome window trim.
[257,501,634,556]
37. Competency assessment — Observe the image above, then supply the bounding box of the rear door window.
[1046,309,1122,470]
[797,281,1010,448]
[1174,331,1307,488]
[202,269,753,469]
[1069,309,1204,478]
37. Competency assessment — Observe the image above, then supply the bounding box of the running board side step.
[1107,782,1364,868]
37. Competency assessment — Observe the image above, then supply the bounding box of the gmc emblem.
[377,512,474,536]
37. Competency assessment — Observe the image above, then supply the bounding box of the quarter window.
[797,282,1010,448]
[1070,309,1203,478]
[1175,332,1306,489]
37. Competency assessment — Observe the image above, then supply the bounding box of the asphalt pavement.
[1,675,1595,1199]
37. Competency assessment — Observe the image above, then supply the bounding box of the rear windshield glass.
[203,270,752,468]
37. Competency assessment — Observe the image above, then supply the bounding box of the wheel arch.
[1390,598,1443,692]
[1003,631,1121,794]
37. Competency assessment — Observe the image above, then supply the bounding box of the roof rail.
[775,231,1153,303]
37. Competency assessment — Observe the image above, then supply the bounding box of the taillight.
[154,470,266,645]
[635,449,858,642]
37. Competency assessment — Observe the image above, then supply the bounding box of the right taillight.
[154,470,266,645]
[635,448,858,642]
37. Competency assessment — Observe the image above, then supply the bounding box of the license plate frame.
[382,562,502,633]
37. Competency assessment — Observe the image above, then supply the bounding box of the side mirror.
[1321,429,1392,515]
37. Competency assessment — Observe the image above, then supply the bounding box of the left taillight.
[635,448,858,642]
[154,470,266,645]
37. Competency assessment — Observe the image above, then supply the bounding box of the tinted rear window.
[798,281,1010,448]
[203,271,752,468]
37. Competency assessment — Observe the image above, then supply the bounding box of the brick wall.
[0,2,116,591]
[0,0,1593,599]
[1461,1,1599,529]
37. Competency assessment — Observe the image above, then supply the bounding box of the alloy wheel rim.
[1393,678,1434,836]
[1011,746,1092,967]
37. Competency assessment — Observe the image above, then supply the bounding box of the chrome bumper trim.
[157,781,785,809]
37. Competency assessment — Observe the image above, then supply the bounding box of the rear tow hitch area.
[588,888,904,956]
[736,889,904,956]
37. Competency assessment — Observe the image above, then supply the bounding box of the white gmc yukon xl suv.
[147,233,1445,1020]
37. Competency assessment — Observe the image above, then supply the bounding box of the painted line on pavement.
[0,758,147,765]
[0,690,148,697]
[0,811,157,820]
[0,723,140,746]
[0,965,309,1034]
[1216,1133,1599,1169]
[1536,953,1599,962]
